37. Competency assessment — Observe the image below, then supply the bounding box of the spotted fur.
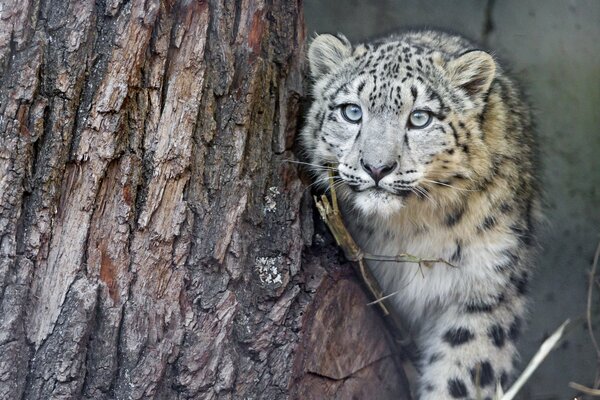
[301,30,538,400]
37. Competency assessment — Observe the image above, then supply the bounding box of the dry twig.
[570,239,600,395]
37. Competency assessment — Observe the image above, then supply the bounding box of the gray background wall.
[304,1,600,398]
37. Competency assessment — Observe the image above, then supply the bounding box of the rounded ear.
[307,33,352,79]
[446,50,496,98]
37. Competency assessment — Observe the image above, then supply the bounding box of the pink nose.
[361,160,397,184]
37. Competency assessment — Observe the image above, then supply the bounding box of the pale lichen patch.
[264,186,280,214]
[255,255,283,285]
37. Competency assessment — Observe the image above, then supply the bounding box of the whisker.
[414,186,438,207]
[303,176,333,191]
[326,179,348,194]
[425,169,478,184]
[421,178,479,192]
[280,159,337,171]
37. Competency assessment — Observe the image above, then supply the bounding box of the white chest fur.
[347,212,518,330]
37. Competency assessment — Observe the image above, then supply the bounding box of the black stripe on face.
[314,111,326,137]
[330,82,350,100]
[426,87,442,103]
[425,88,449,120]
[357,79,367,96]
[411,85,418,102]
[449,122,459,145]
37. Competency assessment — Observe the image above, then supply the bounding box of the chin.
[351,189,406,217]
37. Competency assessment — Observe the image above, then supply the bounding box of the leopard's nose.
[360,160,397,184]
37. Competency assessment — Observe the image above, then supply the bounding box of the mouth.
[347,183,412,198]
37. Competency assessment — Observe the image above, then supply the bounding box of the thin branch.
[363,253,457,268]
[568,382,600,396]
[586,240,600,382]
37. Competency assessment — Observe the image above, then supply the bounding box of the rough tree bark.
[0,0,410,399]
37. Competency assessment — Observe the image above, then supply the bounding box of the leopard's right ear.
[308,33,352,79]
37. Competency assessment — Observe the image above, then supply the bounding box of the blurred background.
[304,0,600,398]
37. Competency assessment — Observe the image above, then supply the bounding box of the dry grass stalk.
[498,319,571,400]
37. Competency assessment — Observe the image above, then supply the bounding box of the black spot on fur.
[424,384,434,392]
[481,216,496,230]
[511,224,533,246]
[488,325,505,348]
[447,378,468,398]
[451,241,462,263]
[443,327,474,347]
[494,250,519,272]
[510,271,529,295]
[500,371,508,388]
[499,202,513,213]
[411,85,417,101]
[508,317,522,341]
[506,251,520,264]
[445,206,465,227]
[428,352,443,364]
[466,300,494,313]
[470,361,495,387]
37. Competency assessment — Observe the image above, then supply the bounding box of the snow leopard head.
[301,32,497,216]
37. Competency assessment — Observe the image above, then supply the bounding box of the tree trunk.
[0,0,410,399]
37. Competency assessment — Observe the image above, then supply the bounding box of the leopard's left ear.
[308,33,352,79]
[446,50,496,98]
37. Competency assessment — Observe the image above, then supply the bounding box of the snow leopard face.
[301,32,496,216]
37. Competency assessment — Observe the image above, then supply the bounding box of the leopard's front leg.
[416,282,527,400]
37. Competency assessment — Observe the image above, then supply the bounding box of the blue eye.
[341,104,362,123]
[408,110,432,128]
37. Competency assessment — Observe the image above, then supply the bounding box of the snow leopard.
[301,30,538,400]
